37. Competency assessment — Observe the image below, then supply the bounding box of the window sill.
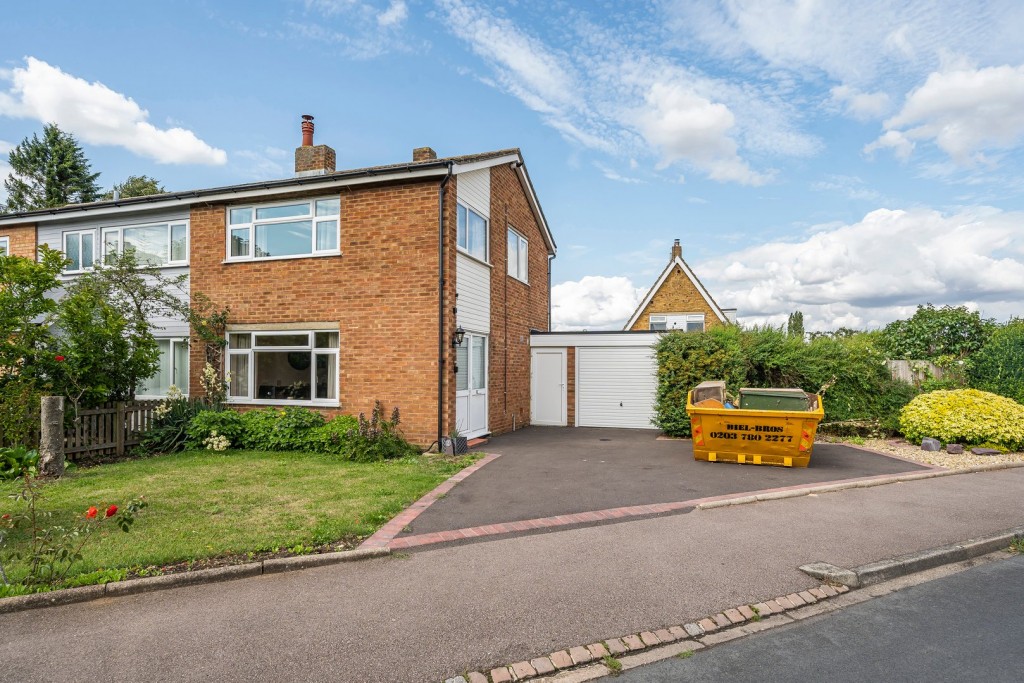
[223,251,342,265]
[226,399,341,408]
[61,262,188,278]
[507,274,529,286]
[136,394,190,401]
[455,248,493,269]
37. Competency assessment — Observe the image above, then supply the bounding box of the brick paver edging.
[359,453,503,550]
[443,581,854,683]
[392,461,1024,551]
[0,546,389,616]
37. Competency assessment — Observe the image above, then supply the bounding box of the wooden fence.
[885,360,944,385]
[64,400,162,459]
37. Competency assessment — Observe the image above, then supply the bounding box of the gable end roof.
[623,255,728,330]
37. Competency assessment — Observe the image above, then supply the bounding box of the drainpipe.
[437,162,454,447]
[547,254,554,330]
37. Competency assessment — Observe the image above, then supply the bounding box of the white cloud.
[698,206,1024,330]
[875,64,1024,165]
[0,58,226,166]
[829,85,890,121]
[594,162,644,184]
[551,276,646,331]
[377,0,407,27]
[234,146,289,179]
[863,130,914,160]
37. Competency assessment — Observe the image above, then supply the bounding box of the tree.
[2,124,101,213]
[0,247,66,375]
[879,304,994,361]
[786,310,805,339]
[102,174,165,200]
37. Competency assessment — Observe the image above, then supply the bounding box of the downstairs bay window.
[226,330,339,404]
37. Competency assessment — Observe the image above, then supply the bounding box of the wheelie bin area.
[686,385,825,468]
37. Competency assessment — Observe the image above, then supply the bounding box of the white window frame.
[102,221,190,268]
[650,313,705,332]
[0,237,8,256]
[63,230,97,273]
[225,330,340,406]
[507,227,528,283]
[456,202,489,263]
[136,338,190,399]
[225,197,340,262]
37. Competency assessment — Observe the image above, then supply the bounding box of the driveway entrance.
[399,427,929,539]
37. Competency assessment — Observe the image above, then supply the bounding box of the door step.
[467,437,489,449]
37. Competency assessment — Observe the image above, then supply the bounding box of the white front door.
[531,348,566,426]
[455,333,488,438]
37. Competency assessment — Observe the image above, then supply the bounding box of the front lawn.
[1,450,475,588]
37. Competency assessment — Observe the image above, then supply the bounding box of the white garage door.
[576,346,658,429]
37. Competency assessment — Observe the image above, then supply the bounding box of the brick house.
[0,116,556,446]
[623,239,735,331]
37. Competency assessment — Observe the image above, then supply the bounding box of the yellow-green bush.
[899,389,1024,450]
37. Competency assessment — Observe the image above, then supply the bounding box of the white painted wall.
[456,168,490,217]
[456,253,491,333]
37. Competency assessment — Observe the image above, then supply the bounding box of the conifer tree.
[2,124,101,213]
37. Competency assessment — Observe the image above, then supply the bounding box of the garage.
[530,331,662,429]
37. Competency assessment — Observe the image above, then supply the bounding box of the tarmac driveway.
[400,427,928,537]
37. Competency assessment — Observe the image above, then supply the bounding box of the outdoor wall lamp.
[452,326,466,347]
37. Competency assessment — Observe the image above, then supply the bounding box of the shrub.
[969,319,1024,404]
[140,393,203,453]
[899,389,1024,451]
[346,402,420,462]
[186,410,246,450]
[310,415,361,458]
[238,407,325,451]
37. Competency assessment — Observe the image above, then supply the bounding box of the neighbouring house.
[623,239,735,331]
[0,116,557,446]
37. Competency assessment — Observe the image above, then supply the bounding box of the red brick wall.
[566,346,576,427]
[485,164,550,435]
[187,181,450,445]
[0,224,37,258]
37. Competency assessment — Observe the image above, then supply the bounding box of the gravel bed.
[851,438,1024,470]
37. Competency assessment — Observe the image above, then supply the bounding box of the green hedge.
[654,326,917,437]
[969,319,1024,404]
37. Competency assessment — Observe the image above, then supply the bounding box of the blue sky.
[2,0,1023,331]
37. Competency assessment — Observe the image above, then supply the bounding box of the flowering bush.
[186,410,245,450]
[202,431,231,451]
[199,363,230,406]
[899,389,1024,451]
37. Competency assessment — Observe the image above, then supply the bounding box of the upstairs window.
[507,228,528,282]
[227,198,340,261]
[650,313,705,332]
[102,221,189,266]
[63,230,96,272]
[0,237,8,256]
[456,203,488,261]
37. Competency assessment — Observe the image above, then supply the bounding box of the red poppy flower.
[1,513,10,520]
[54,355,66,362]
[105,504,118,518]
[85,506,98,519]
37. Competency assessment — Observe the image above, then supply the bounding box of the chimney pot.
[301,114,315,147]
[413,146,438,162]
[671,239,682,260]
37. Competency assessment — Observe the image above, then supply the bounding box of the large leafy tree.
[879,304,995,361]
[102,174,165,200]
[2,124,101,213]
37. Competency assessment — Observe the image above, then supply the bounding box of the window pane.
[229,208,252,225]
[138,339,171,395]
[170,224,188,262]
[649,321,667,331]
[255,333,309,347]
[315,198,339,216]
[519,238,528,280]
[457,205,467,250]
[256,203,309,220]
[471,336,486,390]
[468,210,486,260]
[255,351,311,400]
[507,231,516,277]
[314,332,339,348]
[254,220,312,258]
[172,341,189,391]
[0,239,7,256]
[315,220,338,251]
[229,333,251,349]
[455,344,469,391]
[229,354,249,398]
[123,225,168,266]
[315,353,337,400]
[230,228,250,257]
[102,230,119,264]
[81,233,94,269]
[65,234,81,270]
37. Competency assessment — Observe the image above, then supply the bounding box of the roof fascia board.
[624,260,674,329]
[0,166,449,227]
[450,154,521,174]
[623,256,727,330]
[530,331,663,347]
[514,161,556,256]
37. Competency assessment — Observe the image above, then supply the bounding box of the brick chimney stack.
[671,238,682,260]
[413,146,438,162]
[294,115,336,176]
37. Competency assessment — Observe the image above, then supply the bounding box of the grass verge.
[1,449,477,590]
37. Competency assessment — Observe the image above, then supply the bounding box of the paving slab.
[401,426,927,535]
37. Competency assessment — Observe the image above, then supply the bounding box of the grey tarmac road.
[616,554,1024,683]
[0,467,1022,683]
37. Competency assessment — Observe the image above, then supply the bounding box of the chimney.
[413,146,437,162]
[294,114,336,176]
[671,238,682,260]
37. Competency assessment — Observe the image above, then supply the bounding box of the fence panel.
[63,400,162,460]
